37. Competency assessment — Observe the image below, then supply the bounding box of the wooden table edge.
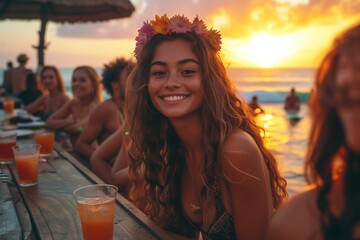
[55,143,176,240]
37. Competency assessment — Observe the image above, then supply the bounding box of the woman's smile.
[161,95,190,103]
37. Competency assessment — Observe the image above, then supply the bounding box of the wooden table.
[0,135,174,240]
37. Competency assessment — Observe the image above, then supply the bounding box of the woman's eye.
[151,70,166,77]
[182,69,196,76]
[79,77,88,83]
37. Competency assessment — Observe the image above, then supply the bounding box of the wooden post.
[38,3,48,69]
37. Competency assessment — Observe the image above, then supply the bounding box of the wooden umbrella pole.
[38,3,48,69]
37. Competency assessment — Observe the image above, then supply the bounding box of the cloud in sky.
[56,0,360,40]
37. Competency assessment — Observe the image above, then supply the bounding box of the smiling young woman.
[123,14,287,240]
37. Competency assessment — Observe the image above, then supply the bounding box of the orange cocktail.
[0,132,17,164]
[15,155,39,185]
[3,97,15,113]
[77,197,116,240]
[34,131,55,157]
[74,184,118,240]
[12,144,41,187]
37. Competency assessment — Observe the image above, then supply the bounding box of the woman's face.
[148,39,204,119]
[71,69,94,99]
[335,53,360,151]
[41,69,58,91]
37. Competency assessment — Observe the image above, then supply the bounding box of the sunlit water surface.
[256,103,310,196]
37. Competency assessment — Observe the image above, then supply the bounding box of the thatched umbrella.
[0,0,135,68]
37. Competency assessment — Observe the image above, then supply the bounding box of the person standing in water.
[249,95,265,116]
[284,87,301,114]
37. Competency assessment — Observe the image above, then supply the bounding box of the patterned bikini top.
[182,179,236,240]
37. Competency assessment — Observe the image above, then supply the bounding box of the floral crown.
[134,14,222,58]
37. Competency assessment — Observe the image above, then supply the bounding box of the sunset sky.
[0,0,359,69]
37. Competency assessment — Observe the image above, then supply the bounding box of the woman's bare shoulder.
[267,186,323,240]
[59,93,70,101]
[223,129,260,156]
[65,98,78,111]
[273,186,319,220]
[91,100,118,115]
[220,129,264,183]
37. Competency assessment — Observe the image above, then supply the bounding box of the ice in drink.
[74,184,118,240]
[77,197,116,240]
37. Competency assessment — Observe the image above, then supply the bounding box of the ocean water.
[0,67,315,196]
[229,67,314,103]
[229,68,314,196]
[255,103,310,196]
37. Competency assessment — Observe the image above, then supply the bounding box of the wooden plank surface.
[4,141,175,240]
[3,165,33,240]
[0,165,22,240]
[58,148,175,240]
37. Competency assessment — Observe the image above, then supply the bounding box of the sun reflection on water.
[254,103,310,196]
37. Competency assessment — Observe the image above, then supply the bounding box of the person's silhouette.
[284,87,300,113]
[249,95,264,115]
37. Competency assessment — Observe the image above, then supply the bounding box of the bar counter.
[0,136,174,240]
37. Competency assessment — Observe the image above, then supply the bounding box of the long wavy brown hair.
[126,32,287,234]
[305,24,360,239]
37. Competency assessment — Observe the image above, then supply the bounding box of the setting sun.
[242,33,290,68]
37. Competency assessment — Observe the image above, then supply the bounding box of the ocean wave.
[240,90,310,103]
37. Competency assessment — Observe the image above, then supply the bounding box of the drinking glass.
[34,130,55,157]
[12,144,41,187]
[74,184,118,240]
[0,132,17,164]
[3,97,15,114]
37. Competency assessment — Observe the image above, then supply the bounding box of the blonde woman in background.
[46,66,102,147]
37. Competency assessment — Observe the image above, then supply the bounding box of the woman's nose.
[164,72,180,89]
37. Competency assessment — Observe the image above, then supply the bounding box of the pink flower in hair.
[192,16,207,35]
[137,21,154,41]
[170,15,192,33]
[134,21,154,57]
[133,14,222,59]
[205,28,222,52]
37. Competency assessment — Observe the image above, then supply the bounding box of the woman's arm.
[62,116,89,134]
[25,95,45,114]
[90,127,124,183]
[110,124,130,191]
[45,100,74,130]
[221,130,274,240]
[75,105,108,158]
[110,147,130,192]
